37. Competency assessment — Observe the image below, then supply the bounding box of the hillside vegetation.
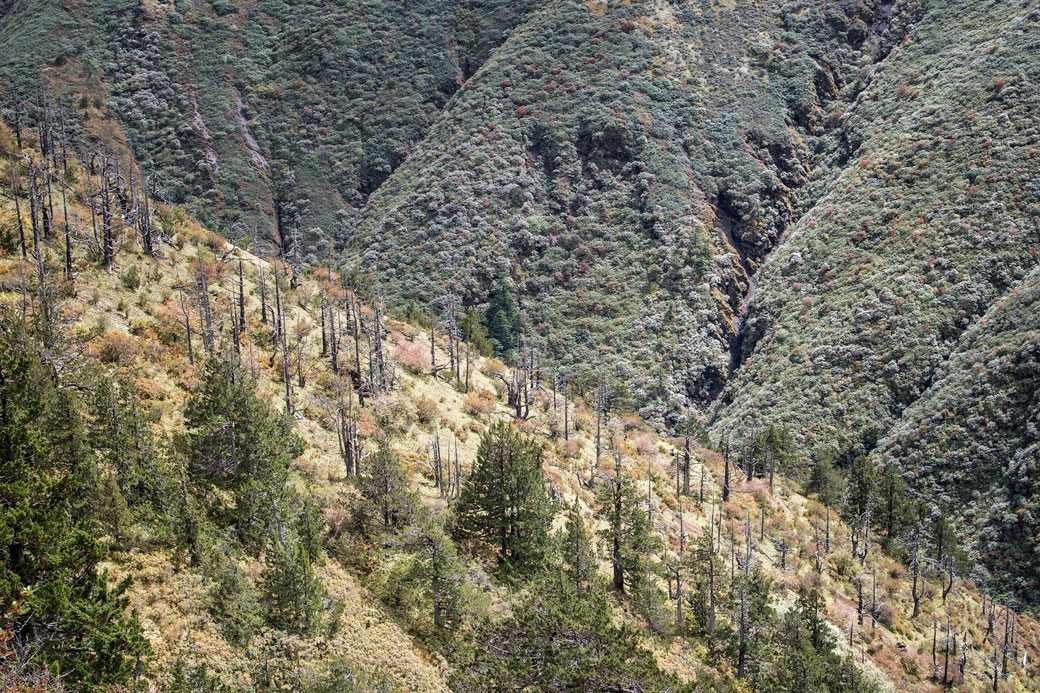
[0,120,1038,692]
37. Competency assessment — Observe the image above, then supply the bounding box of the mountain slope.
[349,0,893,420]
[0,0,536,232]
[709,0,1040,601]
[714,0,1040,457]
[2,126,1039,690]
[873,267,1040,608]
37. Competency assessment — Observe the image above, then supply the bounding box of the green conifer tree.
[561,501,597,596]
[595,461,661,595]
[483,281,520,359]
[358,439,415,534]
[806,450,845,508]
[0,312,148,687]
[183,357,305,553]
[452,421,552,573]
[404,518,464,633]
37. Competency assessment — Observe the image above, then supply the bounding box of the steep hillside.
[0,0,535,233]
[2,123,1039,692]
[349,0,892,419]
[2,0,1040,686]
[710,0,1040,601]
[1,0,897,416]
[714,0,1040,458]
[873,267,1040,609]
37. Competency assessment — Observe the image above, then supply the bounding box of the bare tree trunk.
[274,261,293,414]
[351,294,364,405]
[26,159,48,326]
[179,288,194,365]
[100,155,114,270]
[196,248,214,351]
[58,114,73,278]
[9,153,26,258]
[238,258,246,329]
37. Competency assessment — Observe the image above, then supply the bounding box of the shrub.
[120,265,141,291]
[559,438,583,460]
[414,395,438,425]
[96,332,140,365]
[395,341,431,375]
[463,390,496,418]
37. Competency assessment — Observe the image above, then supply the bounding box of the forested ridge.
[0,0,1039,690]
[0,110,1036,691]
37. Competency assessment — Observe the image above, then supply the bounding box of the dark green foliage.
[459,308,492,357]
[875,465,910,549]
[806,451,845,509]
[685,533,725,637]
[89,376,171,538]
[358,439,416,535]
[843,456,878,524]
[771,588,876,692]
[54,571,149,686]
[181,357,330,636]
[402,518,464,634]
[560,501,597,596]
[483,281,520,359]
[0,312,148,688]
[182,357,305,553]
[452,421,552,573]
[450,576,687,692]
[262,538,325,635]
[595,462,662,596]
[712,566,775,683]
[372,514,465,639]
[207,549,262,646]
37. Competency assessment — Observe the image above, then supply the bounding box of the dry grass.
[0,143,1037,692]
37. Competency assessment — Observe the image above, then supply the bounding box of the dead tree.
[273,259,293,414]
[682,422,692,496]
[7,152,26,258]
[99,153,115,270]
[909,523,924,619]
[334,376,364,476]
[25,156,49,328]
[348,290,365,405]
[258,262,269,325]
[177,283,195,365]
[57,112,73,277]
[721,438,732,503]
[195,247,214,351]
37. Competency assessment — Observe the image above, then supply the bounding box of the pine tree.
[262,537,325,634]
[715,565,774,683]
[806,450,845,508]
[207,547,262,646]
[686,533,724,635]
[404,518,463,633]
[460,307,493,357]
[561,501,597,596]
[595,459,662,595]
[452,421,552,572]
[358,439,415,534]
[484,281,519,359]
[451,575,687,692]
[183,357,305,552]
[769,587,878,692]
[877,465,910,549]
[0,312,148,687]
